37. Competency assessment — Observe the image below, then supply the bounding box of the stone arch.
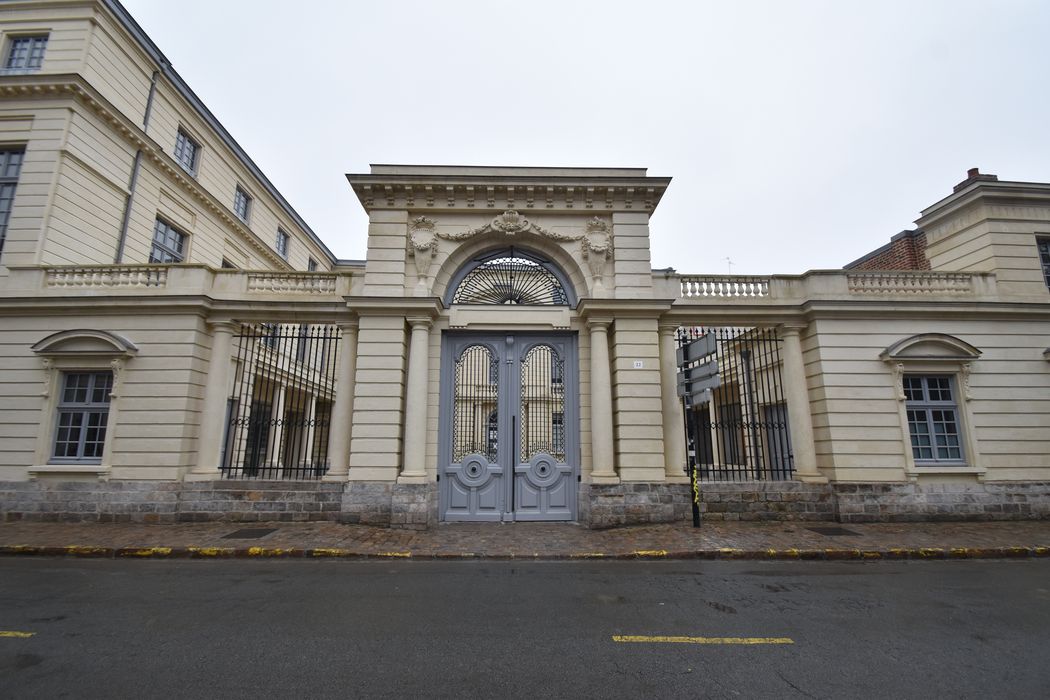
[443,247,577,307]
[432,233,591,306]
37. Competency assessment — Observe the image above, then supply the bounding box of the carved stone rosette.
[408,215,438,295]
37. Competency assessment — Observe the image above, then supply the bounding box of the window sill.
[906,464,986,480]
[29,464,110,479]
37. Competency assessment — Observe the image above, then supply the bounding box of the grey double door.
[440,333,578,522]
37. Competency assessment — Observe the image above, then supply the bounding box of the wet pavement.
[1,519,1048,560]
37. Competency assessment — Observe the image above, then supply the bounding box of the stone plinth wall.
[2,479,1048,528]
[581,481,835,529]
[833,482,1050,522]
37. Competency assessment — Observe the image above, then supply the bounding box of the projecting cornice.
[346,167,671,214]
[0,73,300,271]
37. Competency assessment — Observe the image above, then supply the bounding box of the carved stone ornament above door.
[408,211,613,296]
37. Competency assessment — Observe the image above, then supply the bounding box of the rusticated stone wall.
[833,482,1050,522]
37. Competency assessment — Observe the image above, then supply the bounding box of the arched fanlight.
[448,248,572,306]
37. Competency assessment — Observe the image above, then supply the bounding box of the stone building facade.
[1,0,1048,527]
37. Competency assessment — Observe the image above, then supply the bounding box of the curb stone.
[0,545,1047,561]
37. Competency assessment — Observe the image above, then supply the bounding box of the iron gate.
[677,326,794,481]
[221,323,340,479]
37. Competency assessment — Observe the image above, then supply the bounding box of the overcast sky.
[121,0,1050,274]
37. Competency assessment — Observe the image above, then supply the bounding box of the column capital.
[207,320,240,334]
[407,316,433,330]
[586,317,613,331]
[336,319,360,333]
[657,320,680,335]
[778,323,808,337]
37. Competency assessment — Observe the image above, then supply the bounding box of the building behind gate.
[1,0,1048,526]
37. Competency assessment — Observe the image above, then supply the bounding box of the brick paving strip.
[0,521,1047,561]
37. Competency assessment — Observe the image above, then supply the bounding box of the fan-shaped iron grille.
[451,251,568,306]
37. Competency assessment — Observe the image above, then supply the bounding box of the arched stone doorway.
[438,248,580,522]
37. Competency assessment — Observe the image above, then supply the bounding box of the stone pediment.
[879,333,981,361]
[31,329,139,357]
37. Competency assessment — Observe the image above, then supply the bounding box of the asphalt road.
[1,559,1048,699]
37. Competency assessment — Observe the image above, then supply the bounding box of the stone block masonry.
[1,479,1048,529]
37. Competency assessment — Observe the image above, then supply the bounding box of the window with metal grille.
[52,372,112,463]
[904,374,964,463]
[4,35,48,72]
[276,229,290,258]
[173,128,200,174]
[1038,237,1050,290]
[0,148,25,257]
[233,186,252,223]
[149,218,187,263]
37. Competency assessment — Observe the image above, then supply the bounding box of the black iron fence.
[676,326,794,481]
[221,323,341,479]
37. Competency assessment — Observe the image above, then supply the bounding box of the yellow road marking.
[613,635,793,645]
[632,550,667,557]
[0,631,35,638]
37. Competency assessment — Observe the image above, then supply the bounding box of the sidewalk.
[1,519,1048,560]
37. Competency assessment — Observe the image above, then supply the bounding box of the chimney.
[954,167,999,192]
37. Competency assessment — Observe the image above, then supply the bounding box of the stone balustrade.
[246,272,338,294]
[845,271,975,295]
[663,270,996,304]
[45,265,168,289]
[680,275,770,298]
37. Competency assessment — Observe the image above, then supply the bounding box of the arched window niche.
[443,247,577,307]
[880,333,984,478]
[29,329,138,477]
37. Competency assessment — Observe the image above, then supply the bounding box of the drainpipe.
[113,70,159,263]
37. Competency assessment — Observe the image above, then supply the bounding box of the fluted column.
[588,319,617,480]
[400,317,431,481]
[191,321,237,477]
[659,322,687,479]
[780,324,827,483]
[324,322,358,481]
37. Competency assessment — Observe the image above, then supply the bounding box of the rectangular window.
[1037,237,1050,290]
[173,129,200,174]
[4,35,48,72]
[0,148,25,257]
[904,374,964,463]
[52,372,112,463]
[296,324,309,363]
[261,323,279,350]
[551,411,566,456]
[233,186,252,223]
[149,218,187,263]
[307,257,318,272]
[275,229,290,258]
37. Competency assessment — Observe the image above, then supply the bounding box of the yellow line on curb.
[632,550,667,557]
[376,552,411,558]
[613,635,793,645]
[0,631,35,638]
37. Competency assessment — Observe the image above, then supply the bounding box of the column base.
[322,472,349,482]
[397,474,428,485]
[588,474,620,485]
[796,472,829,484]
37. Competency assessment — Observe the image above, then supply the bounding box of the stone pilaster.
[659,322,687,480]
[400,317,432,481]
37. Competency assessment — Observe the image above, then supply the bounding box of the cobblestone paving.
[1,520,1048,559]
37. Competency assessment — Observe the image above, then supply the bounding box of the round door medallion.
[522,454,560,489]
[454,454,494,488]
